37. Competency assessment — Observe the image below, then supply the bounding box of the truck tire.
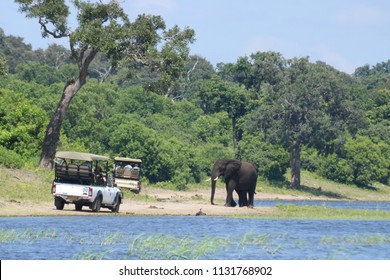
[55,197,65,210]
[75,203,83,211]
[91,195,102,212]
[111,196,121,213]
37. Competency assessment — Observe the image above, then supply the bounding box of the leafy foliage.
[0,89,46,156]
[0,8,389,188]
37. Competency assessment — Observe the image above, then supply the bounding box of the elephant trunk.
[211,177,216,205]
[210,172,219,205]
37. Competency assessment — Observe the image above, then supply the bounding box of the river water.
[1,212,390,260]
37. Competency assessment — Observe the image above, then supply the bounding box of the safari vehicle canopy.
[54,151,111,186]
[113,157,142,193]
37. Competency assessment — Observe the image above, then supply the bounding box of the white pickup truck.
[51,151,123,213]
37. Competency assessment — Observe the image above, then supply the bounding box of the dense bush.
[318,154,353,185]
[0,146,24,168]
[344,136,389,186]
[0,38,389,189]
[0,89,46,156]
[318,136,389,187]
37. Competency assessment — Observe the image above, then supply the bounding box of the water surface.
[1,216,389,260]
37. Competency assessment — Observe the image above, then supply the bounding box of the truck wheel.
[75,203,83,211]
[55,197,65,210]
[111,196,121,213]
[91,196,102,212]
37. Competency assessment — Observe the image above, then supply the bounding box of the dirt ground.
[0,186,320,217]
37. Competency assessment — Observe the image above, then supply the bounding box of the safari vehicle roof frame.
[55,151,110,162]
[114,157,142,163]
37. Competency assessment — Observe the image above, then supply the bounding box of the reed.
[0,228,58,243]
[127,234,229,259]
[274,204,390,219]
[74,249,114,260]
[321,234,390,245]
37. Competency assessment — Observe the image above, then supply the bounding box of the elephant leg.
[240,191,249,207]
[248,191,255,208]
[235,190,246,207]
[225,182,237,207]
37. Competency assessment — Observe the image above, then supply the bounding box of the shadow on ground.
[270,180,350,200]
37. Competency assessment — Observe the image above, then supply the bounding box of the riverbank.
[0,186,298,217]
[1,166,390,218]
[2,185,390,219]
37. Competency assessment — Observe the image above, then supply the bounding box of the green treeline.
[0,27,389,190]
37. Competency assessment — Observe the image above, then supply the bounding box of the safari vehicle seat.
[123,168,131,179]
[130,169,139,180]
[67,164,78,177]
[116,167,124,177]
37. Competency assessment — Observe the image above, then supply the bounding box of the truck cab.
[113,157,142,193]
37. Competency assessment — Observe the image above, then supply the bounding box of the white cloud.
[334,4,386,25]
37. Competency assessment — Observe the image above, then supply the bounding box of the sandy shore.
[0,186,320,217]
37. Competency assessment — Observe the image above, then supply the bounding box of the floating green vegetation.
[74,249,114,260]
[125,232,290,260]
[3,226,389,260]
[321,234,390,245]
[127,234,229,260]
[236,232,287,256]
[274,204,390,219]
[0,228,58,243]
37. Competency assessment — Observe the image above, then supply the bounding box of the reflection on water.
[1,216,390,260]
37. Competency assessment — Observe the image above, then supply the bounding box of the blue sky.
[1,0,390,74]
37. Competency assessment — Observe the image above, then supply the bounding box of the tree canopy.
[14,0,195,168]
[0,4,388,190]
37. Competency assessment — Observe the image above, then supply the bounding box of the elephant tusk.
[213,176,219,181]
[205,178,211,181]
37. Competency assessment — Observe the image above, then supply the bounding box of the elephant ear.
[225,160,241,178]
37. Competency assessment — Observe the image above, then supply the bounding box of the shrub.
[319,136,389,187]
[0,146,24,168]
[344,136,388,187]
[318,154,353,184]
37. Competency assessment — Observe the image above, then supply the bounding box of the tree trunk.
[290,138,301,188]
[39,81,81,168]
[232,117,238,150]
[39,49,98,168]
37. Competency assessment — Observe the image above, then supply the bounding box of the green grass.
[0,165,53,202]
[1,165,390,219]
[259,170,390,201]
[1,227,390,259]
[272,204,390,220]
[127,234,229,259]
[321,234,390,245]
[0,228,58,243]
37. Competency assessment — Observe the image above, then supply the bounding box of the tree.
[247,58,356,188]
[16,0,195,168]
[0,55,7,76]
[0,33,37,73]
[195,76,251,150]
[218,51,286,92]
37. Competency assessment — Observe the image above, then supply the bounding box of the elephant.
[210,159,258,208]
